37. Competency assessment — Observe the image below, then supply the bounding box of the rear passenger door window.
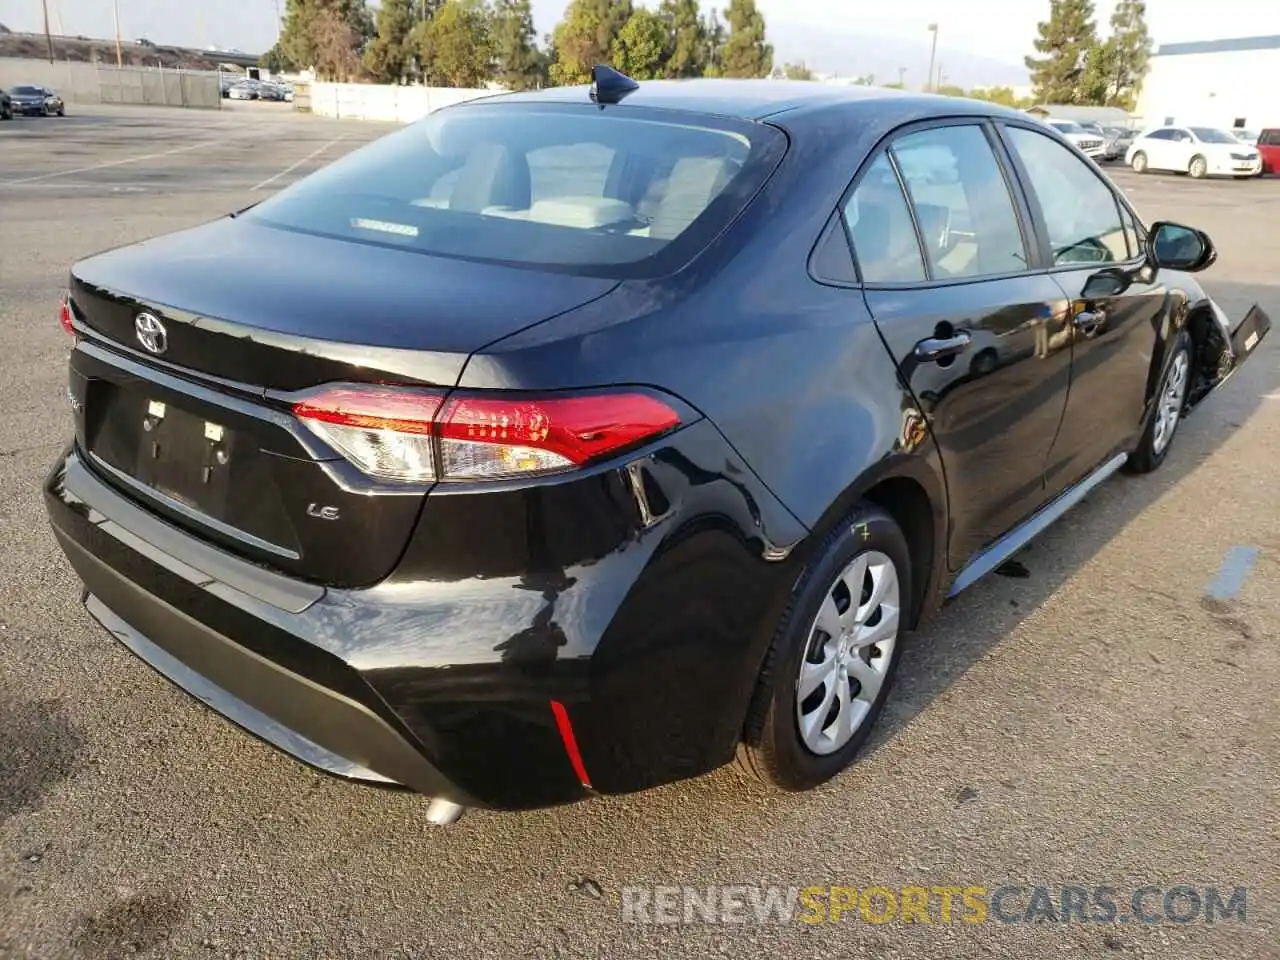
[842,153,926,283]
[1003,126,1132,265]
[889,125,1028,280]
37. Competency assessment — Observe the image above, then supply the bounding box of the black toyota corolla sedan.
[45,70,1269,822]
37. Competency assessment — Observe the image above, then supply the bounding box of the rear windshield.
[247,102,787,278]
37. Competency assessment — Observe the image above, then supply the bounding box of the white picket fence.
[307,82,498,122]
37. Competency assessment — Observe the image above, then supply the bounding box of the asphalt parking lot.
[1,105,1277,959]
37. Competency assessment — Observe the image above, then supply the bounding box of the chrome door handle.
[914,332,972,363]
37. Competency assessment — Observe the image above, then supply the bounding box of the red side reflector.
[438,393,681,466]
[549,700,593,789]
[59,295,75,336]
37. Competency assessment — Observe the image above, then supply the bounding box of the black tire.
[738,502,912,791]
[1125,331,1193,475]
[1189,154,1208,179]
[1131,151,1148,173]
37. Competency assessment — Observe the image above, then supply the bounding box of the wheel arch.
[1184,295,1232,408]
[799,450,950,631]
[1136,287,1207,426]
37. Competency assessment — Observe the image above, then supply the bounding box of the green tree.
[364,0,416,82]
[549,0,633,86]
[419,0,492,87]
[280,0,372,77]
[936,83,967,97]
[702,7,725,76]
[658,0,705,78]
[1078,40,1114,105]
[1094,0,1151,108]
[260,42,295,73]
[491,0,543,89]
[611,8,668,79]
[1025,0,1098,104]
[781,61,813,80]
[968,85,1031,108]
[720,0,772,79]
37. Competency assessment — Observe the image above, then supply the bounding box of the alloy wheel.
[1152,350,1189,456]
[795,550,900,756]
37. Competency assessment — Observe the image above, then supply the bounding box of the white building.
[1137,35,1280,131]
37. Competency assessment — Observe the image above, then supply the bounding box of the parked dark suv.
[45,72,1270,823]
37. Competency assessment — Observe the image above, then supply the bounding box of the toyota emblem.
[134,312,167,355]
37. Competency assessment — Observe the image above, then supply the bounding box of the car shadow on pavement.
[855,279,1279,764]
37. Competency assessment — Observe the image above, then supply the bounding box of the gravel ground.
[1,104,1277,960]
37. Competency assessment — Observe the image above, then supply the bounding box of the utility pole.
[897,65,907,87]
[112,0,123,68]
[42,0,55,63]
[926,22,938,93]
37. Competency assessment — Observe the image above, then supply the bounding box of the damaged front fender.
[1185,300,1272,410]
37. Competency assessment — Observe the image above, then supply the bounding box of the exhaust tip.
[425,798,465,826]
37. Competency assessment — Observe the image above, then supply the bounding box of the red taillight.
[437,393,682,480]
[294,385,443,482]
[293,385,443,436]
[59,294,75,336]
[292,384,681,484]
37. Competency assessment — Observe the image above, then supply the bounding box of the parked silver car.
[1100,125,1136,161]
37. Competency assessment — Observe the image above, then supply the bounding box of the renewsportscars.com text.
[620,884,1249,926]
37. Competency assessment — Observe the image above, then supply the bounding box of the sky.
[2,0,1280,69]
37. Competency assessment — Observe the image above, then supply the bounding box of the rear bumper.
[48,449,482,804]
[45,415,805,809]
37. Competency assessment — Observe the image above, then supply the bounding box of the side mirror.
[1147,221,1217,273]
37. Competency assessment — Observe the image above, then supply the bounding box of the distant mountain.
[769,21,1029,91]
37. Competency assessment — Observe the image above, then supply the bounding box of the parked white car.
[1044,118,1106,160]
[1126,125,1262,178]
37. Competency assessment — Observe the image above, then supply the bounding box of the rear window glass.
[247,103,786,278]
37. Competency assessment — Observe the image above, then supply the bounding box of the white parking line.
[0,139,212,185]
[251,135,346,191]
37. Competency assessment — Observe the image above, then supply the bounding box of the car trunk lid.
[67,216,618,587]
